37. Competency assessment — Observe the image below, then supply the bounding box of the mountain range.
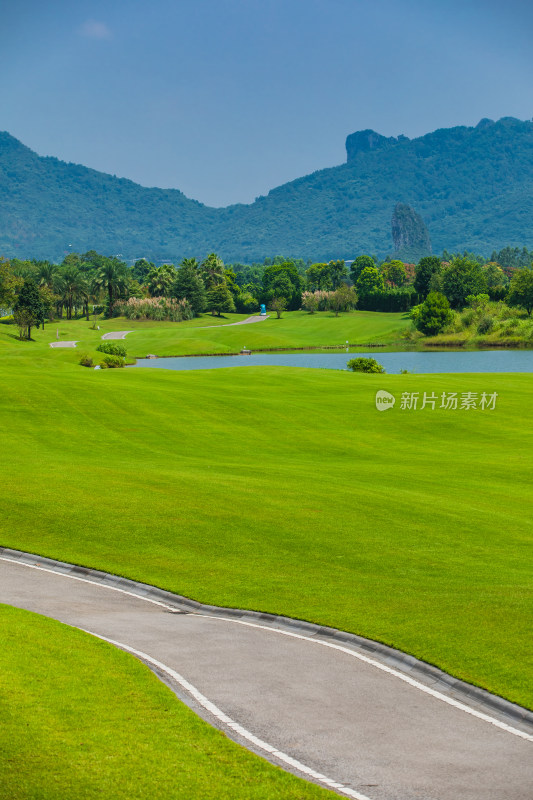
[1,116,532,263]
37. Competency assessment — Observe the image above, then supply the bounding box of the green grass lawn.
[0,605,333,800]
[1,343,532,710]
[1,308,410,361]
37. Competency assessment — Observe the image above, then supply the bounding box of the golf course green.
[1,310,532,797]
[0,604,332,799]
[2,309,410,360]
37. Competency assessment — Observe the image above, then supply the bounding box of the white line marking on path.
[0,556,179,612]
[81,629,371,800]
[1,555,531,744]
[192,614,533,743]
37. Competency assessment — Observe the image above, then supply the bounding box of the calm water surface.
[133,350,533,374]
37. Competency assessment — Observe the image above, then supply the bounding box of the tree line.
[1,247,532,340]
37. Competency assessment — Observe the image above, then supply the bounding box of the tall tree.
[327,260,348,289]
[92,258,129,316]
[356,266,385,295]
[381,259,407,288]
[146,264,177,297]
[0,258,22,309]
[414,256,442,298]
[200,253,225,290]
[350,255,376,285]
[507,268,533,316]
[442,257,487,309]
[172,259,206,315]
[13,279,44,339]
[54,265,86,319]
[206,283,235,316]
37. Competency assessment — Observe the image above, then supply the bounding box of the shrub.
[357,288,418,312]
[100,354,124,368]
[415,292,453,335]
[116,296,193,321]
[476,315,494,334]
[97,342,127,357]
[465,293,490,309]
[78,353,94,367]
[347,357,385,373]
[460,309,475,328]
[0,314,14,324]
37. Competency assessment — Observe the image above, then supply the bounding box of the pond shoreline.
[131,339,533,360]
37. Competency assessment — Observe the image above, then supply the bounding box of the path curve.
[101,330,134,340]
[49,340,78,348]
[199,314,270,329]
[0,549,531,800]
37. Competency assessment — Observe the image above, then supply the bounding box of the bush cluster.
[116,296,192,321]
[99,354,124,369]
[78,353,93,367]
[97,341,127,357]
[347,357,385,373]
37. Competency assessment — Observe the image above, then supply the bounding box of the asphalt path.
[1,557,531,800]
[101,330,133,339]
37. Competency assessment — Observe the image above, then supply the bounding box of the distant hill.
[1,116,533,262]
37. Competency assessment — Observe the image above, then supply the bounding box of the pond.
[132,349,533,374]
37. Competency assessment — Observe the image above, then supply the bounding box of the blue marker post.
[260,303,266,316]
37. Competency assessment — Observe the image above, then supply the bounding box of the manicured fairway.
[1,352,532,710]
[0,605,332,800]
[1,309,409,359]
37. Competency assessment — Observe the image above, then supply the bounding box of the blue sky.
[1,0,532,206]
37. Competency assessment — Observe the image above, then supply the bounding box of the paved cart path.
[199,314,270,329]
[101,330,133,340]
[49,340,78,348]
[1,556,531,800]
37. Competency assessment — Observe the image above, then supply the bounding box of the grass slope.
[0,605,332,800]
[1,310,409,360]
[1,347,532,709]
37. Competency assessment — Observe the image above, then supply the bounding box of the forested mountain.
[1,116,533,263]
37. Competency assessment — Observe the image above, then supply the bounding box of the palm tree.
[54,266,86,320]
[200,253,225,290]
[36,261,57,290]
[92,258,129,316]
[146,264,177,297]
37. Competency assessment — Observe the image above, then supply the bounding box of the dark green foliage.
[200,253,225,290]
[327,260,348,289]
[3,118,533,262]
[234,291,258,313]
[146,264,177,297]
[347,357,385,373]
[391,203,432,262]
[13,278,44,339]
[415,292,453,335]
[131,258,154,282]
[507,268,533,315]
[97,342,127,357]
[172,260,206,315]
[489,246,532,270]
[356,288,418,312]
[414,256,442,298]
[442,257,487,309]
[92,258,130,317]
[477,315,494,334]
[350,255,376,283]
[206,283,236,316]
[262,263,304,310]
